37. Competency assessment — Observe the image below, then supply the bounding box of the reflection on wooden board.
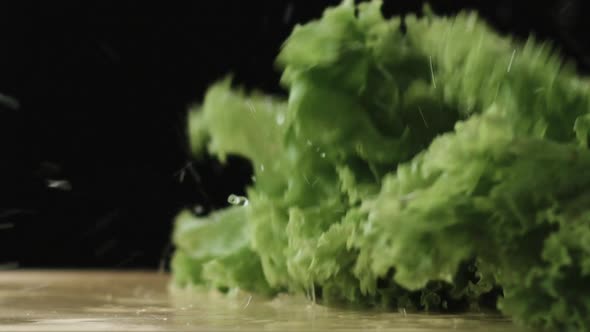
[0,271,528,331]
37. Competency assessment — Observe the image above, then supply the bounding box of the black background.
[0,0,588,269]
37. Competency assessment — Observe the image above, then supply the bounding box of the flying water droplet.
[0,223,14,230]
[276,113,285,125]
[228,194,249,206]
[246,101,256,113]
[46,179,72,191]
[193,205,204,215]
[321,152,326,158]
[0,93,20,110]
[283,3,294,24]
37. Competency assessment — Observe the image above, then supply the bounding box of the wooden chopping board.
[0,270,528,331]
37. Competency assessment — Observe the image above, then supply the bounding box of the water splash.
[228,194,249,206]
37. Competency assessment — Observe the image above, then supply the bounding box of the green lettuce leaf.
[172,1,590,330]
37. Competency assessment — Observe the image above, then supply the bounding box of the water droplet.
[193,205,204,215]
[276,113,285,125]
[0,223,14,230]
[260,164,265,172]
[306,140,312,146]
[355,142,365,156]
[251,175,257,182]
[0,262,18,270]
[0,93,20,110]
[283,3,294,24]
[399,308,407,316]
[46,179,72,191]
[246,101,256,113]
[228,194,249,206]
[320,152,326,158]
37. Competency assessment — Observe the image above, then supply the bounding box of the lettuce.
[172,1,590,330]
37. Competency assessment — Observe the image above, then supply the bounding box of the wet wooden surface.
[0,270,529,331]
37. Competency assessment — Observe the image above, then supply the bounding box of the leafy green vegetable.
[172,1,590,330]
